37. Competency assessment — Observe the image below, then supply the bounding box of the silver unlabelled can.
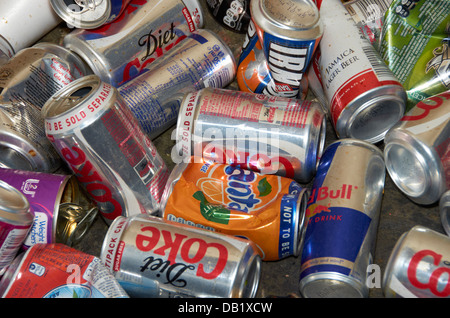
[0,43,91,172]
[383,225,450,298]
[440,190,450,237]
[100,214,261,298]
[176,87,326,183]
[384,91,450,205]
[42,75,169,224]
[63,0,204,87]
[299,139,386,298]
[0,180,34,275]
[50,0,132,29]
[118,29,237,139]
[316,0,406,143]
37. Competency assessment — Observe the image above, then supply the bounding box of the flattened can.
[440,190,450,237]
[249,0,322,99]
[384,91,450,205]
[50,0,132,29]
[63,0,204,87]
[0,43,91,172]
[206,0,251,34]
[176,87,326,183]
[316,0,406,143]
[0,243,129,298]
[299,139,386,298]
[161,158,309,261]
[100,214,261,298]
[0,168,97,248]
[383,226,450,298]
[118,29,236,139]
[0,179,33,275]
[42,75,169,224]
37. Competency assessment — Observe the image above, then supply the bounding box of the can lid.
[50,0,113,29]
[299,272,368,298]
[0,180,33,225]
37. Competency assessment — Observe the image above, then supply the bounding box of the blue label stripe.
[278,193,299,259]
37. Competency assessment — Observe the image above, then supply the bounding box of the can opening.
[45,85,94,118]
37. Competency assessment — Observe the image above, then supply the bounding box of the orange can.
[160,157,309,261]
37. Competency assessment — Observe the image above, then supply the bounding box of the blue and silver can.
[299,139,385,298]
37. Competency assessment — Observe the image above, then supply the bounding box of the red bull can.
[384,91,450,205]
[206,0,251,34]
[383,226,450,298]
[100,214,261,298]
[299,138,386,298]
[42,75,169,224]
[440,190,450,237]
[0,180,33,275]
[175,87,326,183]
[0,243,129,298]
[315,0,406,143]
[118,29,236,139]
[50,0,133,29]
[249,0,322,99]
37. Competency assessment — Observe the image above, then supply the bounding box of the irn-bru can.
[383,226,450,298]
[249,0,322,99]
[299,139,386,298]
[160,158,309,261]
[50,0,132,29]
[100,214,261,298]
[0,243,129,298]
[384,91,450,205]
[42,75,169,224]
[440,190,450,237]
[176,87,326,183]
[63,0,203,87]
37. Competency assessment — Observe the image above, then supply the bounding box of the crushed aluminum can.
[0,167,98,248]
[100,214,261,298]
[384,91,450,205]
[0,43,91,172]
[383,225,450,298]
[42,75,169,224]
[0,180,33,275]
[249,0,322,99]
[50,0,133,29]
[176,87,326,183]
[314,0,406,143]
[299,138,386,298]
[63,0,204,87]
[118,28,236,139]
[160,157,309,261]
[0,243,129,298]
[206,0,251,34]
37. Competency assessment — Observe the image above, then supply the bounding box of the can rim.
[0,179,33,225]
[50,0,111,29]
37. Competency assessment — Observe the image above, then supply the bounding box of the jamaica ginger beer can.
[42,75,169,224]
[100,214,261,298]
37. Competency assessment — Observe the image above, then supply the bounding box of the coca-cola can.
[100,214,261,298]
[314,0,406,143]
[0,179,33,275]
[42,75,169,224]
[63,0,204,87]
[0,43,91,172]
[383,225,450,298]
[50,0,133,29]
[384,91,450,205]
[206,0,251,34]
[118,29,236,139]
[176,87,326,183]
[249,0,322,99]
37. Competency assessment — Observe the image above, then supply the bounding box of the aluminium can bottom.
[299,271,368,298]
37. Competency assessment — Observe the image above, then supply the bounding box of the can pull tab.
[74,0,104,12]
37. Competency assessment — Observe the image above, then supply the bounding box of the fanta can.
[160,157,309,261]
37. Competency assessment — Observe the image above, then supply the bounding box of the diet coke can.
[383,225,450,298]
[0,180,33,275]
[384,91,450,205]
[314,0,406,143]
[118,29,236,139]
[50,0,133,29]
[42,75,169,224]
[100,214,261,298]
[63,0,204,87]
[176,87,326,183]
[299,138,386,298]
[249,0,322,99]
